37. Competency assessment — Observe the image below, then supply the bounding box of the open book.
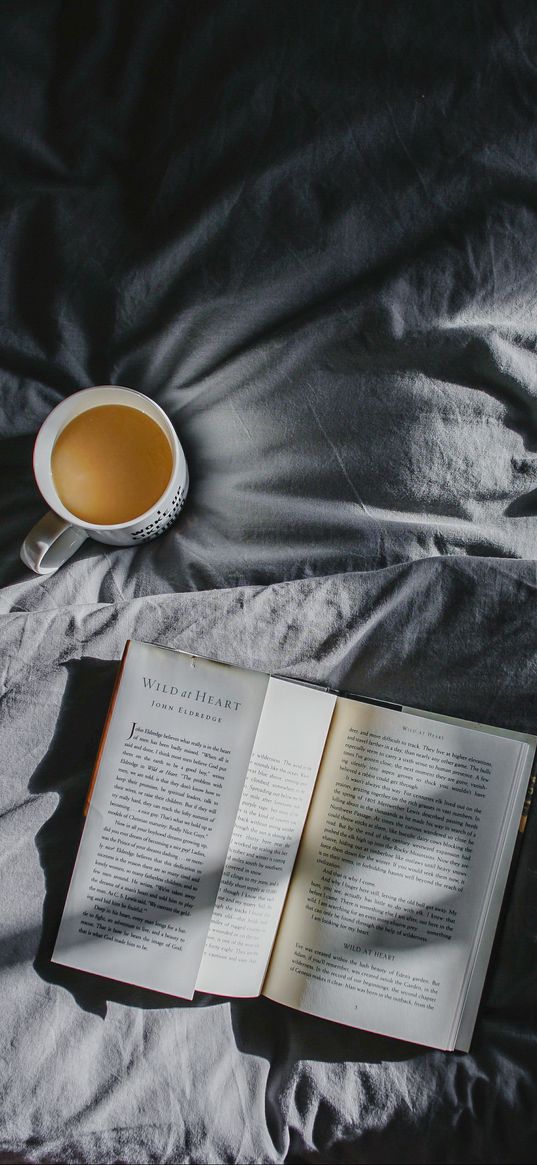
[53,640,536,1051]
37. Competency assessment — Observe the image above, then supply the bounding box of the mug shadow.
[30,655,219,1018]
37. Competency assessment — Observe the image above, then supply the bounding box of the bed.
[1,3,537,1162]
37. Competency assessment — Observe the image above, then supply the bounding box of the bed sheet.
[1,3,537,1162]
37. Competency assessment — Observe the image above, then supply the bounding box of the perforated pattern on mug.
[131,487,186,542]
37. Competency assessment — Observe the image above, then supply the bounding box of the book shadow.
[230,996,422,1069]
[30,655,219,1019]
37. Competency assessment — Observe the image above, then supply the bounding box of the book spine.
[519,757,537,834]
[83,641,131,816]
[332,689,403,710]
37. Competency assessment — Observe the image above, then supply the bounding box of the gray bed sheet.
[2,563,537,1164]
[2,2,537,1162]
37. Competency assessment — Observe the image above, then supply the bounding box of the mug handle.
[20,512,89,575]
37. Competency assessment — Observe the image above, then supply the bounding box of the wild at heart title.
[142,675,242,721]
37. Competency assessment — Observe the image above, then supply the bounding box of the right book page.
[263,697,534,1050]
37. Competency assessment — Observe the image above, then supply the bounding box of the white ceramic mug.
[20,385,189,575]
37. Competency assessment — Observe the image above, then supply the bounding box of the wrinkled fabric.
[1,568,537,1164]
[2,0,537,597]
[1,2,537,1162]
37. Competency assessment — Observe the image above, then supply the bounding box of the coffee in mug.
[51,404,174,525]
[20,385,189,576]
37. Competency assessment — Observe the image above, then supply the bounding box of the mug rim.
[33,386,181,531]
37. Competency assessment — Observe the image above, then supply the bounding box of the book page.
[53,641,269,999]
[263,698,530,1049]
[196,679,336,996]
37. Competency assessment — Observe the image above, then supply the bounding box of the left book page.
[52,640,269,999]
